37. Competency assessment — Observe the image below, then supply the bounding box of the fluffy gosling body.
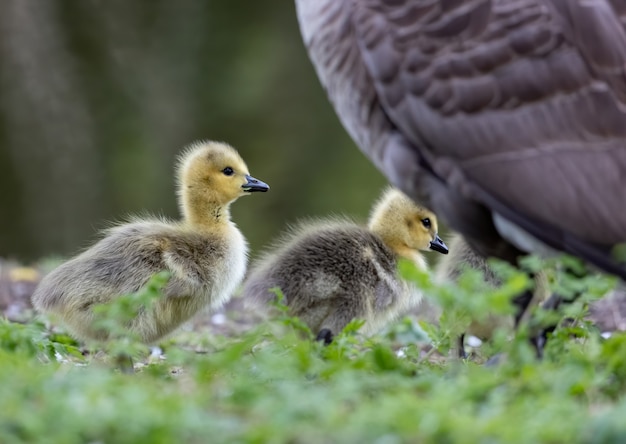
[242,188,448,342]
[32,141,269,343]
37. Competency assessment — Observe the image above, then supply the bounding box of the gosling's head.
[177,141,269,223]
[368,188,448,258]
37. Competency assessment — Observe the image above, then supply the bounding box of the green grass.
[2,257,626,443]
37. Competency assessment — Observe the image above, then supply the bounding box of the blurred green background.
[0,0,390,263]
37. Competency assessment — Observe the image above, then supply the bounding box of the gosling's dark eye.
[421,218,431,228]
[222,167,234,176]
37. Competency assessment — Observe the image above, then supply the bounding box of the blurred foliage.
[90,271,171,370]
[2,256,626,443]
[0,0,387,262]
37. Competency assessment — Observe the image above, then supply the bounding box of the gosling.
[32,141,269,343]
[242,188,448,343]
[434,234,549,357]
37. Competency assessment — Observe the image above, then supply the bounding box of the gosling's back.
[33,218,246,343]
[244,220,418,337]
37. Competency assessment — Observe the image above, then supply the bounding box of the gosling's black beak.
[242,174,269,192]
[429,235,449,254]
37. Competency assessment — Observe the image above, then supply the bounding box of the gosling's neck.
[383,237,428,271]
[180,195,234,232]
[369,223,428,271]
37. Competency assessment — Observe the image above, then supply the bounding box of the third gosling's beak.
[429,235,449,254]
[242,174,269,193]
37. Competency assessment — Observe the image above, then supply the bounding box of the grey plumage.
[295,0,626,278]
[243,188,448,338]
[435,234,501,289]
[32,141,269,343]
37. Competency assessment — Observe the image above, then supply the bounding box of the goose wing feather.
[297,0,626,277]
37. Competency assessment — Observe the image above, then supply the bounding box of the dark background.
[0,1,391,263]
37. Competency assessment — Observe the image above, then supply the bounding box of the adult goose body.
[295,0,626,278]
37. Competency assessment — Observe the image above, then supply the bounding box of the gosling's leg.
[315,304,359,346]
[316,328,334,345]
[512,286,536,328]
[457,334,467,359]
[527,266,586,359]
